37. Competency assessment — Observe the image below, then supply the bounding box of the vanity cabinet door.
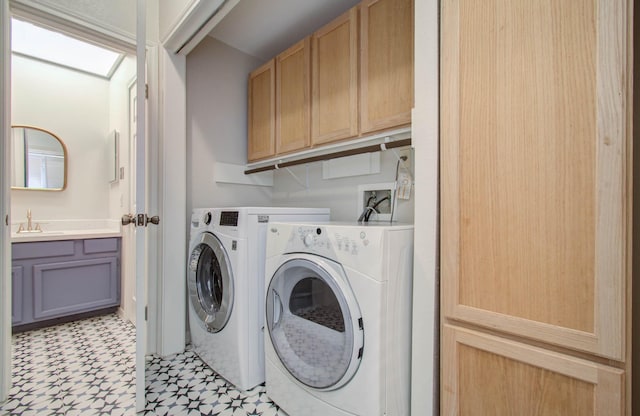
[360,0,413,134]
[311,7,359,145]
[248,59,275,161]
[276,38,311,155]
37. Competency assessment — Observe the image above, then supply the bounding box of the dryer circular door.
[188,232,234,333]
[266,255,363,391]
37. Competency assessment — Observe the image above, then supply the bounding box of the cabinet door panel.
[33,257,119,319]
[276,38,310,154]
[360,0,413,133]
[442,326,624,416]
[11,266,23,325]
[312,7,358,145]
[441,0,628,359]
[248,60,275,161]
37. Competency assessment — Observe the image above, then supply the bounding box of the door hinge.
[145,306,148,321]
[145,84,149,99]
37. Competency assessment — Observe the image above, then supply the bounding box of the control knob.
[303,233,314,247]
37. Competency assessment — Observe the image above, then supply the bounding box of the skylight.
[11,18,123,79]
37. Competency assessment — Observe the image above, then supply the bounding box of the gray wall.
[186,36,272,212]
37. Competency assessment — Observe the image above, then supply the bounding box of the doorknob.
[122,213,160,227]
[122,214,136,226]
[138,214,160,226]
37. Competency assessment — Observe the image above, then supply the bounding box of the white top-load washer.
[187,207,330,391]
[264,222,414,415]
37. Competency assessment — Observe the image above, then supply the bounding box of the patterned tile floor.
[144,350,283,416]
[0,314,136,415]
[0,313,285,416]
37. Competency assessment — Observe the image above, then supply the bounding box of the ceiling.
[208,0,360,61]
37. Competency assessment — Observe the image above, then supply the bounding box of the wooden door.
[441,0,630,362]
[311,7,359,145]
[276,38,310,154]
[247,59,275,161]
[360,0,413,134]
[442,325,625,416]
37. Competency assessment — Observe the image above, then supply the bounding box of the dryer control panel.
[288,225,367,260]
[269,222,414,283]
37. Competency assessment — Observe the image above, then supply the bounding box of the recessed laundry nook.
[1,0,637,415]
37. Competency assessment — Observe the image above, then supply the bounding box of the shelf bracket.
[277,164,308,189]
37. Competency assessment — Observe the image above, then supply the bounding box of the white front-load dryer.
[264,222,414,415]
[187,207,330,391]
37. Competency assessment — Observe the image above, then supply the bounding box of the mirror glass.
[11,126,67,190]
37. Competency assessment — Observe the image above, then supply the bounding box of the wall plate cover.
[357,182,397,222]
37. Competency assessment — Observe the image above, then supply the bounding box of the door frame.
[1,0,12,402]
[0,0,166,405]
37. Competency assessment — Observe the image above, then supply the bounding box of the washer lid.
[266,255,363,390]
[187,232,234,333]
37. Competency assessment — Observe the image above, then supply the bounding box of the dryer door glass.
[266,258,363,390]
[187,232,234,333]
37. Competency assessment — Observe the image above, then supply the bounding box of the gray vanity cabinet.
[12,238,121,328]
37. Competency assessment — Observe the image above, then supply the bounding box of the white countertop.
[10,219,122,242]
[11,228,122,243]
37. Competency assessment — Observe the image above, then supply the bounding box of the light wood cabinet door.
[311,7,359,146]
[441,0,630,359]
[442,325,624,416]
[360,0,413,134]
[247,60,275,161]
[276,38,311,155]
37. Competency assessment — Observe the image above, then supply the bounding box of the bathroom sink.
[16,230,65,235]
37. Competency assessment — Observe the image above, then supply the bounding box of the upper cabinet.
[440,0,631,413]
[311,8,359,146]
[276,38,311,155]
[247,60,275,162]
[360,0,414,134]
[247,0,415,163]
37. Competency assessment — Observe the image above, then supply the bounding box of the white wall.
[17,0,136,38]
[158,0,192,41]
[11,55,111,221]
[186,36,272,212]
[271,149,415,222]
[108,55,136,220]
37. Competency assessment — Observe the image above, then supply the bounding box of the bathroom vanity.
[11,235,121,330]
